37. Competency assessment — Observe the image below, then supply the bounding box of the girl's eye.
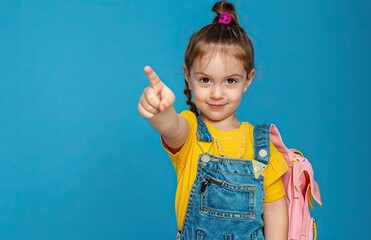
[200,78,211,84]
[226,78,237,84]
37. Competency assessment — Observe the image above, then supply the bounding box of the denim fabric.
[176,119,270,240]
[196,118,213,142]
[253,124,271,165]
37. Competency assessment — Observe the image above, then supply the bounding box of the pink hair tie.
[218,12,232,25]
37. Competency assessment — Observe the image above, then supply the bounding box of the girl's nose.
[210,85,224,99]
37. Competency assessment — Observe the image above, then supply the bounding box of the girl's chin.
[199,113,232,122]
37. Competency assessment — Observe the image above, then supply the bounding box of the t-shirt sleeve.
[160,110,197,173]
[264,142,289,202]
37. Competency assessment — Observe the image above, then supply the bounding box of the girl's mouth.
[207,103,226,109]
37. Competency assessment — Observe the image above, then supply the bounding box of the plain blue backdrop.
[0,0,370,239]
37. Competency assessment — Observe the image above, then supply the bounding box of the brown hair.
[183,1,255,116]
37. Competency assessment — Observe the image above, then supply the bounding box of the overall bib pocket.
[200,175,256,220]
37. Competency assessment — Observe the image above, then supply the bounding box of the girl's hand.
[138,66,176,118]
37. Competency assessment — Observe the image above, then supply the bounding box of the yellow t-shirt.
[162,110,288,231]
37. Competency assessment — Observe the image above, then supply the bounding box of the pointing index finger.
[144,66,163,91]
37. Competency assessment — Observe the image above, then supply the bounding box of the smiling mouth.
[207,103,226,108]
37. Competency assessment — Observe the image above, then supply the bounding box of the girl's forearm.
[149,106,178,136]
[149,107,189,149]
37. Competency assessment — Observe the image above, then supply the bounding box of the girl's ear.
[244,69,255,93]
[183,65,192,90]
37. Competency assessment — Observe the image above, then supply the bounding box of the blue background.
[0,0,370,239]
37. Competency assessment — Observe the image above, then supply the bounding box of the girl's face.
[185,51,255,129]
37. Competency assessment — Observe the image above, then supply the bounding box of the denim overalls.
[176,118,271,240]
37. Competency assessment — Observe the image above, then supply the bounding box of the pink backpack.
[262,124,323,240]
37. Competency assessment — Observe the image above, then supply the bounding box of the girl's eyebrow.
[193,71,244,78]
[225,74,244,78]
[193,71,209,76]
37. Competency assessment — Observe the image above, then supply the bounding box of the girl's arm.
[138,66,189,149]
[263,196,288,240]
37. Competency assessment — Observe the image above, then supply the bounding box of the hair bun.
[212,1,239,25]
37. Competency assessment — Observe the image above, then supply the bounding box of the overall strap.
[196,118,213,142]
[253,124,271,165]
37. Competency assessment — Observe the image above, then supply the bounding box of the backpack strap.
[252,124,271,179]
[196,117,213,142]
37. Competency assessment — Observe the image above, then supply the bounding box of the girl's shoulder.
[179,110,197,121]
[179,110,198,132]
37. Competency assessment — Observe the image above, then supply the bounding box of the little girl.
[138,1,288,239]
